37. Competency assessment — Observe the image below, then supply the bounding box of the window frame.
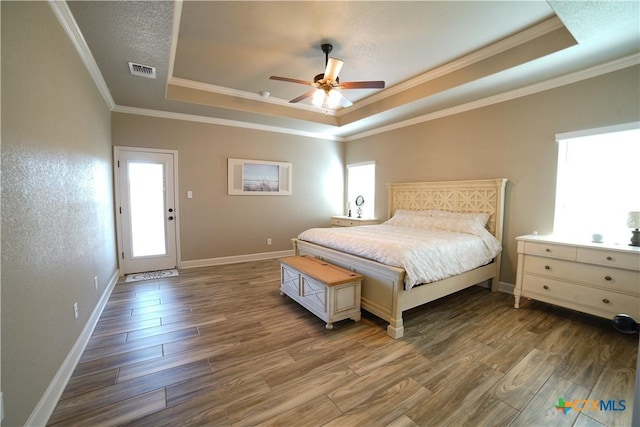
[347,161,376,219]
[553,122,640,242]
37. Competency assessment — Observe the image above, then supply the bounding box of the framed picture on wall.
[228,158,292,195]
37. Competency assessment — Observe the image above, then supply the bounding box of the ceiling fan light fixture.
[312,88,326,107]
[312,88,342,109]
[269,42,385,108]
[327,89,342,108]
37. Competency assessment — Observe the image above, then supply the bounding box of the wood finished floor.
[48,259,637,427]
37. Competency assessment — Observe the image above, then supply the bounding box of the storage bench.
[280,255,363,329]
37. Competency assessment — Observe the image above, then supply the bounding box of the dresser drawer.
[577,247,640,271]
[522,275,640,319]
[331,217,380,227]
[523,241,576,260]
[524,256,640,295]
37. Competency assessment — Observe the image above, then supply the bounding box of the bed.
[293,178,508,338]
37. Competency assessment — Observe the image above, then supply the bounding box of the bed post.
[491,178,508,292]
[387,320,404,339]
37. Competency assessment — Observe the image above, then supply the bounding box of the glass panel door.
[129,162,167,257]
[116,149,177,274]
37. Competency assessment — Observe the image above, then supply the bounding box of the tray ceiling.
[63,1,640,140]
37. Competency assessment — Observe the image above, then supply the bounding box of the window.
[554,123,640,243]
[347,162,375,219]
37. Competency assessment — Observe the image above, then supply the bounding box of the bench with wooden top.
[279,255,363,329]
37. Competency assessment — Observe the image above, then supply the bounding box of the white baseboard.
[179,249,294,269]
[25,268,120,426]
[498,281,515,294]
[475,280,514,294]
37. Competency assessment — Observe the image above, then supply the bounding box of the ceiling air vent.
[128,62,156,79]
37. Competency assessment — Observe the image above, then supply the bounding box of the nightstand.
[330,215,380,227]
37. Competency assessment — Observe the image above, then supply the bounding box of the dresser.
[330,215,380,227]
[514,235,640,320]
[280,255,363,329]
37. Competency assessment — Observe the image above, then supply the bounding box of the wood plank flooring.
[48,259,638,426]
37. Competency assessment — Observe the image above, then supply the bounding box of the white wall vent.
[128,62,156,79]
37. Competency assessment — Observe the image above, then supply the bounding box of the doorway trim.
[113,146,181,275]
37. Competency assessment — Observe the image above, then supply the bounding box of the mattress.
[298,224,501,289]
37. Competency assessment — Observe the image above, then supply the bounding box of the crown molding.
[166,0,182,89]
[167,77,333,116]
[345,53,640,141]
[341,16,567,116]
[113,53,638,142]
[112,105,345,142]
[48,0,115,109]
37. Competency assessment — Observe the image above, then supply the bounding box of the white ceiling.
[63,1,639,141]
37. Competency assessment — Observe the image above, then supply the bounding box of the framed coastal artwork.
[228,158,292,195]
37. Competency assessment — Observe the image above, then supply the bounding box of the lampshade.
[327,89,341,108]
[627,211,640,229]
[311,89,325,107]
[311,88,342,109]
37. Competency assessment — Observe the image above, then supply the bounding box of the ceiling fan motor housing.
[314,73,339,84]
[321,43,333,55]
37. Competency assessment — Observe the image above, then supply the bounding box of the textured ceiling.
[65,1,640,140]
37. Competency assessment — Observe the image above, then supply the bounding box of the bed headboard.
[387,178,508,242]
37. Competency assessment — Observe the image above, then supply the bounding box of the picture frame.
[228,158,292,195]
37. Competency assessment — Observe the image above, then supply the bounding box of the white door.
[116,148,178,274]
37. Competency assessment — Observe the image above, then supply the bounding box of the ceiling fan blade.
[270,76,313,86]
[289,89,316,103]
[324,58,344,82]
[339,81,386,89]
[339,92,353,108]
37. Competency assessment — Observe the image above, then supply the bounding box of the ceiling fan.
[270,43,385,109]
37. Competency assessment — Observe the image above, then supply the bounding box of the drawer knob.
[543,285,549,290]
[606,256,613,261]
[605,276,612,281]
[545,248,551,252]
[544,265,551,270]
[602,298,610,304]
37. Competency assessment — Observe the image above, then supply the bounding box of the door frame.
[114,146,181,275]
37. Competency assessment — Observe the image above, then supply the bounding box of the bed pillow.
[384,209,433,229]
[417,215,485,233]
[427,210,490,227]
[385,209,489,232]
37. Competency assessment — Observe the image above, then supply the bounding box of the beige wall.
[1,2,117,425]
[112,114,345,262]
[346,65,640,284]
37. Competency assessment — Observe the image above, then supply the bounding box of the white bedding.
[298,222,501,289]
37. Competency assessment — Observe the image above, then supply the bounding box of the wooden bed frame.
[293,178,508,338]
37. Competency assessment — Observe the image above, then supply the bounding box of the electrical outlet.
[267,238,272,245]
[94,275,99,289]
[73,302,79,320]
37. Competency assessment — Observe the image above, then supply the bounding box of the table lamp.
[627,211,640,247]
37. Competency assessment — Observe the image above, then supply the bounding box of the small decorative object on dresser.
[627,211,640,247]
[514,234,640,320]
[330,216,380,227]
[355,195,365,218]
